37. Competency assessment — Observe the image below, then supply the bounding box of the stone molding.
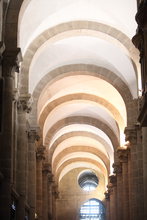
[36,146,46,161]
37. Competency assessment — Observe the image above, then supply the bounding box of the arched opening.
[80,198,105,220]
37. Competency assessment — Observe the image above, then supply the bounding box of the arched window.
[80,198,105,220]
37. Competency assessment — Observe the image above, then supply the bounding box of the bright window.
[80,199,105,220]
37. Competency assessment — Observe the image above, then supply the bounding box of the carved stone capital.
[2,49,22,76]
[124,126,137,145]
[107,183,114,195]
[48,173,54,183]
[28,129,40,143]
[113,162,122,175]
[52,184,59,199]
[109,175,117,187]
[117,147,130,163]
[17,94,32,113]
[36,146,45,161]
[42,163,51,175]
[104,191,110,200]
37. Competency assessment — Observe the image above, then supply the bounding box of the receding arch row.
[29,64,135,127]
[44,116,119,150]
[49,131,113,168]
[55,152,107,177]
[38,93,125,131]
[20,20,138,93]
[56,158,107,183]
[52,145,110,175]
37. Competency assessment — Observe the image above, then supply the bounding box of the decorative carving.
[104,191,110,200]
[28,129,40,143]
[2,49,22,76]
[109,175,117,186]
[113,162,122,175]
[17,94,32,113]
[117,147,130,163]
[124,126,137,145]
[36,146,45,160]
[42,163,51,175]
[52,184,59,199]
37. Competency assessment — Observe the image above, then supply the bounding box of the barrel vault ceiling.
[18,0,139,194]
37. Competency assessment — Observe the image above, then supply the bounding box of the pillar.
[48,171,54,220]
[0,49,20,219]
[117,146,130,220]
[104,191,110,220]
[132,2,147,218]
[113,162,123,220]
[16,94,31,220]
[36,146,45,220]
[125,126,144,220]
[52,183,59,220]
[142,127,147,219]
[28,129,39,220]
[42,163,51,220]
[108,175,117,220]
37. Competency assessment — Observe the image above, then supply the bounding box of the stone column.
[142,127,147,219]
[125,126,144,220]
[132,3,147,219]
[52,183,59,220]
[36,146,45,220]
[117,146,130,220]
[48,172,54,220]
[108,175,117,220]
[42,163,51,220]
[113,162,123,220]
[28,129,39,220]
[0,49,20,219]
[16,94,31,220]
[104,191,110,220]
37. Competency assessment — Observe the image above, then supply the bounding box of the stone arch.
[56,158,107,183]
[38,93,125,130]
[48,131,113,166]
[52,145,110,174]
[44,116,119,149]
[20,20,138,94]
[29,64,134,127]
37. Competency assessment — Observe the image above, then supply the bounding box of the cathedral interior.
[0,0,147,219]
